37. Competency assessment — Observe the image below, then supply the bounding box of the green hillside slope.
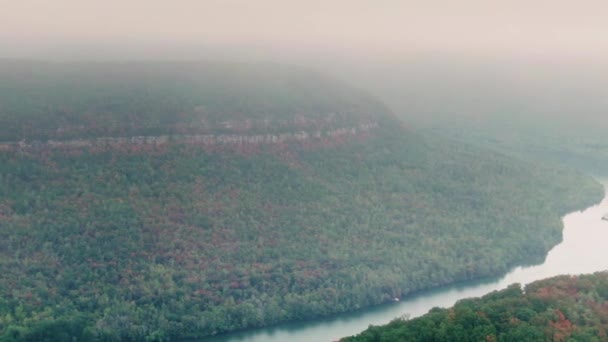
[0,61,385,141]
[0,61,602,341]
[343,272,608,342]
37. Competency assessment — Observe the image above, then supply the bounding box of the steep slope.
[0,61,385,141]
[343,272,608,342]
[0,61,602,341]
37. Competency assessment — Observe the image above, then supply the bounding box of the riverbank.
[206,181,607,342]
[344,272,608,341]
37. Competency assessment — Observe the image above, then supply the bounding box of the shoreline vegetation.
[342,272,608,342]
[204,181,606,342]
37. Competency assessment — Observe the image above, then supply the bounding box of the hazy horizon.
[3,0,608,130]
[2,0,608,64]
[3,3,608,341]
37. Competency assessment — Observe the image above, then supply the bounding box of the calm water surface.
[207,182,608,342]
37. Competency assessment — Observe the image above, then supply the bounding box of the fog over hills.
[2,1,608,341]
[0,61,601,340]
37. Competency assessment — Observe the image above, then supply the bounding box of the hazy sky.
[1,0,607,61]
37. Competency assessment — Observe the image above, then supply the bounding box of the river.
[206,182,608,342]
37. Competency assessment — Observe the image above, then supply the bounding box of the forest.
[0,61,603,341]
[343,272,608,341]
[0,61,385,141]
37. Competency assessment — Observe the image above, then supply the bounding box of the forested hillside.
[343,272,608,342]
[0,61,602,341]
[0,61,384,141]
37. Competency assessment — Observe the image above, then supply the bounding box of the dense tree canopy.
[343,272,608,342]
[0,61,602,341]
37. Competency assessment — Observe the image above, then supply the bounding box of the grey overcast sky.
[1,0,607,60]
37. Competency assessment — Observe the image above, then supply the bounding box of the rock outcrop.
[0,122,379,153]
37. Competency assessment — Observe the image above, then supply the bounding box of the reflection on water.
[206,183,608,342]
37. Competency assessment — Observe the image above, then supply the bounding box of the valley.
[0,61,603,341]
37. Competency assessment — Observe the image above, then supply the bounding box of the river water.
[207,182,608,342]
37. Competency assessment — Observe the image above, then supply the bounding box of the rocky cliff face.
[0,121,379,154]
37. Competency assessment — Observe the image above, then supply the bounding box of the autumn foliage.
[345,272,608,342]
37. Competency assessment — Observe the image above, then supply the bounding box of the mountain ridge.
[0,60,602,341]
